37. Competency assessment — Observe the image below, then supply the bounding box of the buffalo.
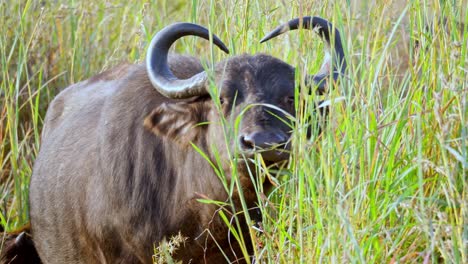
[1,16,346,263]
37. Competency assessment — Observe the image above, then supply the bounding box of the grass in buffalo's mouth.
[1,0,467,263]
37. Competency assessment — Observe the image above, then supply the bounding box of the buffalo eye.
[219,97,227,105]
[286,96,295,108]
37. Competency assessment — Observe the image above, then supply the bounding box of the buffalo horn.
[146,23,229,99]
[260,16,346,93]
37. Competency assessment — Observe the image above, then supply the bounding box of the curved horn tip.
[259,16,334,44]
[260,32,276,43]
[260,30,277,43]
[216,40,230,54]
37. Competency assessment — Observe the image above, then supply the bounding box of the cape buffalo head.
[144,17,346,168]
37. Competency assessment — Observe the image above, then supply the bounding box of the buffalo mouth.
[248,147,290,164]
[238,134,291,164]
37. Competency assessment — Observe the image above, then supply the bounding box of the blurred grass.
[1,0,467,263]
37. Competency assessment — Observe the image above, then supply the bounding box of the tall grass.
[1,0,466,263]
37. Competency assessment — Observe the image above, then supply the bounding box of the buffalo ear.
[144,102,205,144]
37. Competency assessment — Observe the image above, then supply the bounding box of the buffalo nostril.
[239,132,289,151]
[239,135,255,151]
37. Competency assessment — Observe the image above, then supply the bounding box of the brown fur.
[26,52,302,264]
[21,35,339,263]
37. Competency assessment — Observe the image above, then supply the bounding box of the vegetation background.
[1,0,466,263]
